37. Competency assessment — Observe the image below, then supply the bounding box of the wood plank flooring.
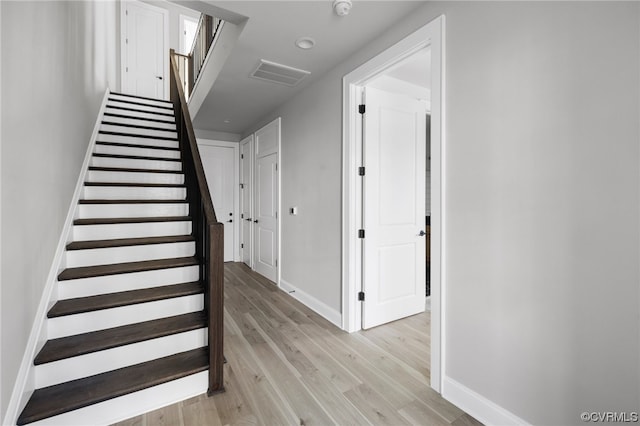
[114,263,482,426]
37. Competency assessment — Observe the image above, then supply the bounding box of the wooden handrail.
[169,49,224,395]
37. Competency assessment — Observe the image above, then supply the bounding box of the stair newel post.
[207,222,224,394]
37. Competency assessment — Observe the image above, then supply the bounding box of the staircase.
[16,91,224,425]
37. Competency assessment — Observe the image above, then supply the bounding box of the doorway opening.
[341,16,444,392]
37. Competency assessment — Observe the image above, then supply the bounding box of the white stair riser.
[65,241,196,268]
[91,156,181,171]
[83,186,186,200]
[86,170,184,185]
[77,203,189,219]
[58,266,200,299]
[95,144,180,159]
[48,294,204,338]
[30,371,208,426]
[109,94,172,109]
[35,329,207,388]
[103,115,176,130]
[73,221,191,241]
[107,100,173,115]
[100,124,177,140]
[98,133,179,149]
[104,107,174,123]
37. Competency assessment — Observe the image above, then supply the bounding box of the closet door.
[253,119,280,283]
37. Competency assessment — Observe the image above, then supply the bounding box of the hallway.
[115,263,480,425]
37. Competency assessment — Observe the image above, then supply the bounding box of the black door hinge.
[241,154,244,159]
[358,166,365,176]
[358,229,365,238]
[241,243,244,248]
[359,104,365,114]
[358,291,365,301]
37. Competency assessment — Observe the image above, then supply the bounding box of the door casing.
[341,16,445,392]
[240,135,255,268]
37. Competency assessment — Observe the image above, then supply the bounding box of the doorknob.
[156,76,163,80]
[254,219,259,223]
[245,218,252,221]
[418,230,426,236]
[227,219,233,223]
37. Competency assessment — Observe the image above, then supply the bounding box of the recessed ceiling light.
[295,37,315,50]
[223,119,231,123]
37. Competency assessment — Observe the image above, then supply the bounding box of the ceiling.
[189,1,427,134]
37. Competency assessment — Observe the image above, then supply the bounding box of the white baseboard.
[2,89,111,426]
[442,376,530,426]
[279,279,342,328]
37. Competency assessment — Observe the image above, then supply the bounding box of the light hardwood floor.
[114,263,481,426]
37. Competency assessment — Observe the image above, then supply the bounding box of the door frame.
[120,0,169,99]
[240,134,255,268]
[197,139,241,262]
[341,15,445,392]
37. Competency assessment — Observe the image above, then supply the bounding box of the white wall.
[243,2,640,424]
[0,1,118,419]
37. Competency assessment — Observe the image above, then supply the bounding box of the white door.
[199,144,236,262]
[240,135,254,267]
[254,119,280,283]
[122,1,167,99]
[362,87,426,329]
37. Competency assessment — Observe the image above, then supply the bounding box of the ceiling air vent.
[250,60,310,87]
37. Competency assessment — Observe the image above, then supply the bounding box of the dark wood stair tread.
[102,121,178,133]
[105,105,174,117]
[73,216,190,225]
[88,166,183,174]
[47,282,203,318]
[37,311,206,363]
[96,141,180,151]
[103,112,176,125]
[84,182,185,188]
[58,256,199,281]
[98,131,177,141]
[18,347,208,425]
[109,91,173,104]
[67,235,194,250]
[78,199,187,204]
[108,97,174,110]
[93,152,181,162]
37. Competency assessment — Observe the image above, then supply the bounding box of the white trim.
[120,0,170,100]
[196,139,241,262]
[341,15,445,394]
[443,377,531,426]
[280,280,341,328]
[239,135,255,268]
[2,89,111,426]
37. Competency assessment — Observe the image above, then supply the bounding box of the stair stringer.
[3,89,112,426]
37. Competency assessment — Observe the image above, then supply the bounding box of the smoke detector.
[333,0,352,16]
